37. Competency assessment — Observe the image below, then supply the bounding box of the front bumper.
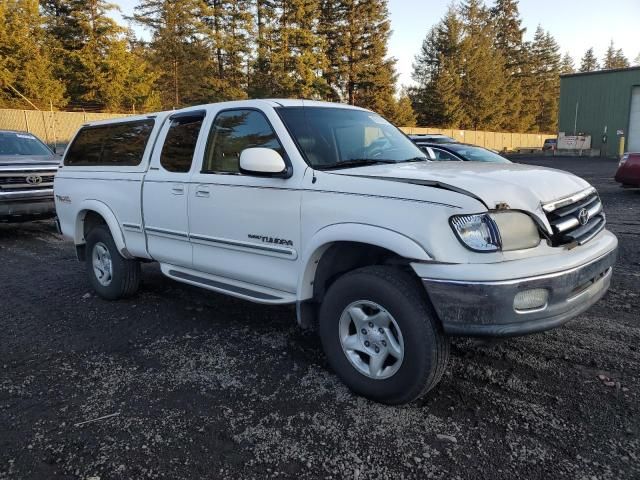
[0,188,55,221]
[419,240,617,338]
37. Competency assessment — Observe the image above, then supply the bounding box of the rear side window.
[64,120,154,167]
[160,113,205,173]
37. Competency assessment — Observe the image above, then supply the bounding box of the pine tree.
[603,40,629,69]
[490,0,525,71]
[248,0,278,98]
[317,0,345,101]
[457,0,506,130]
[131,0,212,108]
[40,0,158,111]
[560,52,575,74]
[490,0,526,131]
[203,0,254,100]
[411,7,465,127]
[634,52,640,67]
[387,93,416,127]
[100,34,162,112]
[515,41,540,132]
[258,0,328,98]
[603,41,615,69]
[579,47,599,72]
[527,26,561,132]
[0,0,66,109]
[314,0,410,121]
[613,49,630,69]
[343,0,398,115]
[41,0,83,54]
[431,56,466,128]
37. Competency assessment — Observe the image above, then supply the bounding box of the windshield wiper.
[317,158,398,170]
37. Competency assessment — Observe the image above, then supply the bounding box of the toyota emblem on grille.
[25,174,42,185]
[578,208,590,226]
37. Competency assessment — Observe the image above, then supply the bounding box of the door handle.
[195,185,210,198]
[171,184,184,195]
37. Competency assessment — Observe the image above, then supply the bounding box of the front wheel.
[85,225,141,300]
[319,266,449,405]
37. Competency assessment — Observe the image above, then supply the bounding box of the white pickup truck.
[54,100,618,404]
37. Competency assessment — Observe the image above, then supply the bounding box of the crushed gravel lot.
[1,156,639,479]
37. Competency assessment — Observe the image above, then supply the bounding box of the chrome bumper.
[422,247,617,337]
[0,188,55,219]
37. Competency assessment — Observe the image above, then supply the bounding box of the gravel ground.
[1,156,639,480]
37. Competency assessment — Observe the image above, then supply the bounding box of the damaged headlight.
[450,212,540,252]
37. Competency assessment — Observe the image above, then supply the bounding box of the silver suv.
[0,130,59,222]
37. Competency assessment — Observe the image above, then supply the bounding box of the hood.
[0,155,60,168]
[329,161,591,213]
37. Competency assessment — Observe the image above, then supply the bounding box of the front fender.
[296,223,432,300]
[75,199,131,258]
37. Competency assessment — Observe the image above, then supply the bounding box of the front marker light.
[450,214,501,252]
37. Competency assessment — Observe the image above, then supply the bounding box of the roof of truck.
[81,99,369,128]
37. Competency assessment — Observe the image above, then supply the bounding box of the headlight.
[489,211,540,251]
[450,212,540,252]
[450,214,501,252]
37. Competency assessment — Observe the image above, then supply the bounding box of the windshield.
[0,132,52,156]
[446,144,511,163]
[277,107,427,169]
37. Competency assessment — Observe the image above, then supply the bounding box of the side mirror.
[239,148,289,177]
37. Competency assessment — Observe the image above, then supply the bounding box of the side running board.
[161,265,296,305]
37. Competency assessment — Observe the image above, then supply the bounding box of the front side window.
[203,109,284,174]
[160,113,205,173]
[65,120,154,167]
[277,107,427,169]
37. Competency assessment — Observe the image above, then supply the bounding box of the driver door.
[188,108,302,294]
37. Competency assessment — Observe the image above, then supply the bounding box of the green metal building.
[558,66,640,157]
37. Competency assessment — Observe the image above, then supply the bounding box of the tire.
[318,266,449,405]
[85,225,141,300]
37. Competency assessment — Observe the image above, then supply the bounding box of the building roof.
[561,66,640,79]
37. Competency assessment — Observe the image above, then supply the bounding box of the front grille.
[544,190,605,246]
[0,171,56,190]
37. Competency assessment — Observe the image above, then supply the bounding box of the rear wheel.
[85,225,140,300]
[319,266,449,405]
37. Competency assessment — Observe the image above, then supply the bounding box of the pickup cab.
[54,100,618,404]
[0,130,59,222]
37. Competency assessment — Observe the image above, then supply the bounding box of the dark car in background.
[543,138,557,151]
[412,141,511,163]
[0,130,59,222]
[614,153,640,187]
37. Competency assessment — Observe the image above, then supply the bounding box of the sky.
[111,0,640,88]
